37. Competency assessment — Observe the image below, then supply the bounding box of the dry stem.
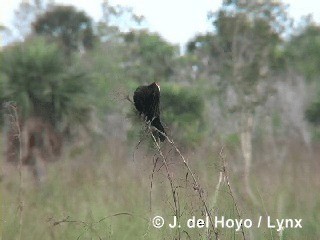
[149,125,219,239]
[219,147,246,240]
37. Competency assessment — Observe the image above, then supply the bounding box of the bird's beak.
[155,82,160,91]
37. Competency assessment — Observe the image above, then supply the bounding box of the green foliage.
[187,33,217,55]
[310,128,320,141]
[161,83,205,146]
[124,30,177,83]
[0,37,90,125]
[285,25,320,80]
[80,41,127,114]
[224,133,240,150]
[33,5,95,54]
[305,99,320,125]
[213,7,281,81]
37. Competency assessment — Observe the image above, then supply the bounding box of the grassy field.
[2,138,320,240]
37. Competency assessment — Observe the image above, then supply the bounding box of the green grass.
[2,141,320,239]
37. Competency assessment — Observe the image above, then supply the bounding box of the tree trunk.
[240,112,258,205]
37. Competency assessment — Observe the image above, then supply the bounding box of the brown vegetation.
[5,116,62,181]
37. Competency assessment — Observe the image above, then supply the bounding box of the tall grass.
[2,137,320,239]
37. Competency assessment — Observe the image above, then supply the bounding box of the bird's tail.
[151,118,166,142]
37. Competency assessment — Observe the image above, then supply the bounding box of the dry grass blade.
[219,147,246,240]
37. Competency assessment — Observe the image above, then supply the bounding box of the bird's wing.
[151,91,160,118]
[133,86,145,113]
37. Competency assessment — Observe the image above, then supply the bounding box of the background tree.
[1,37,90,128]
[283,22,320,138]
[33,5,95,55]
[285,24,320,80]
[123,30,177,84]
[184,0,290,204]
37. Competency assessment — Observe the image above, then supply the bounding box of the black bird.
[133,82,166,142]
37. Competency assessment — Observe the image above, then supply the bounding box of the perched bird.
[133,82,166,142]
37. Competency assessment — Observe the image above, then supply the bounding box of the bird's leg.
[150,116,156,124]
[145,115,156,126]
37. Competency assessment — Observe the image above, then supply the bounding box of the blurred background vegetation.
[1,0,320,239]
